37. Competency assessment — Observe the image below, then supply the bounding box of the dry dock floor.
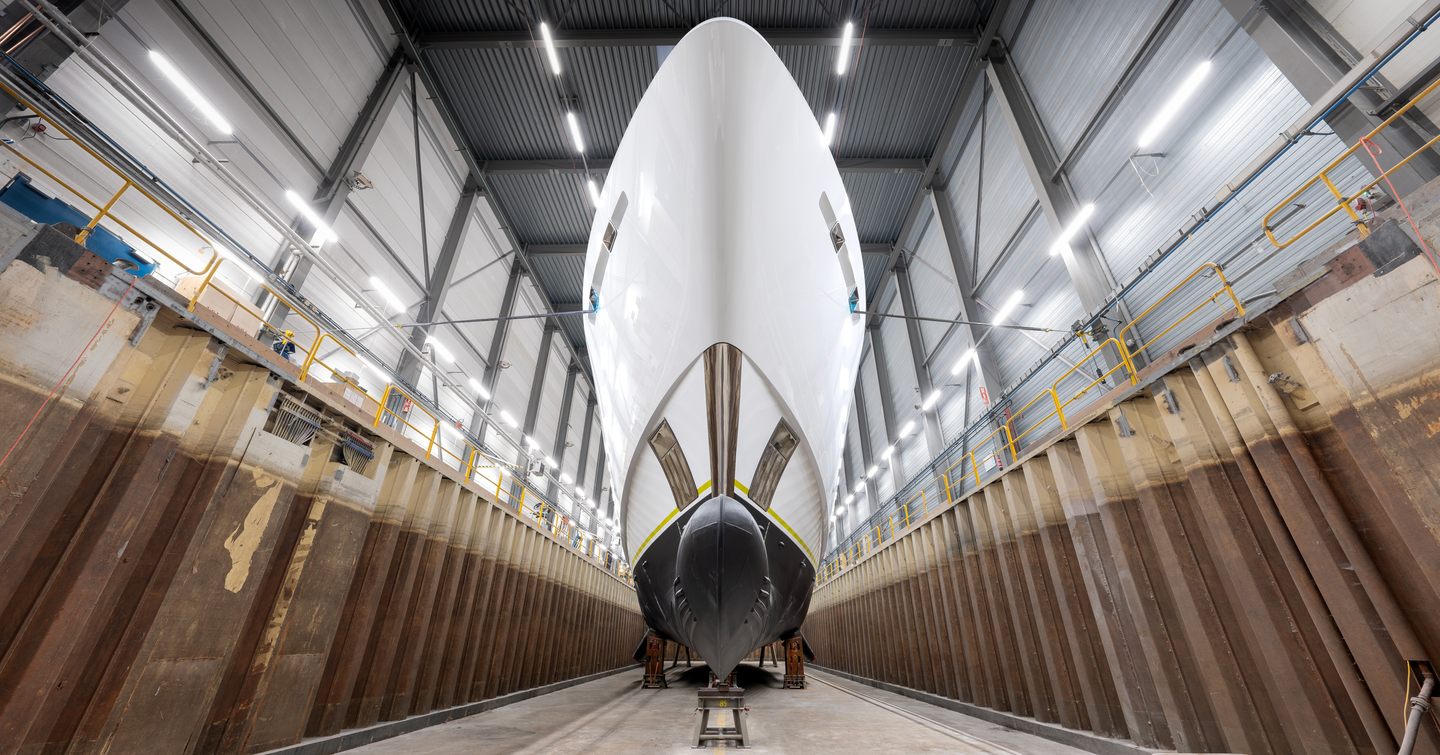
[348,664,1091,753]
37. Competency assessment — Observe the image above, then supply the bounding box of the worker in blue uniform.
[272,329,297,361]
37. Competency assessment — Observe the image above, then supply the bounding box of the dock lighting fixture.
[1137,60,1212,149]
[836,22,854,76]
[898,420,915,438]
[560,473,572,484]
[587,178,601,207]
[546,456,559,469]
[524,435,540,450]
[844,494,854,505]
[853,479,865,493]
[539,22,562,76]
[951,347,977,375]
[1050,203,1096,256]
[367,275,406,314]
[148,50,233,135]
[992,289,1025,327]
[468,378,491,400]
[822,111,837,147]
[424,335,455,363]
[866,464,879,477]
[881,445,894,459]
[921,389,942,411]
[499,409,519,428]
[566,111,585,154]
[285,190,338,244]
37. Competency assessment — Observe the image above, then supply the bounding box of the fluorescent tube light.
[499,409,519,428]
[993,289,1024,326]
[539,22,562,76]
[950,347,977,375]
[566,111,585,154]
[1050,203,1095,256]
[367,275,406,314]
[921,390,941,411]
[587,178,601,208]
[822,111,837,146]
[469,378,491,400]
[284,189,337,244]
[836,22,854,76]
[148,49,233,135]
[424,335,455,363]
[1137,60,1212,148]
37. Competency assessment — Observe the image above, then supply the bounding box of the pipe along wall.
[808,191,1440,754]
[0,222,643,754]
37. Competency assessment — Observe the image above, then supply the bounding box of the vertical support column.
[867,324,908,485]
[269,50,407,323]
[520,323,558,464]
[928,186,1005,404]
[550,361,579,495]
[1219,0,1440,194]
[574,395,596,491]
[985,52,1122,319]
[395,177,481,387]
[471,263,523,444]
[893,260,946,459]
[851,382,881,521]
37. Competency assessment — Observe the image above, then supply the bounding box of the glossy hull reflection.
[584,18,865,678]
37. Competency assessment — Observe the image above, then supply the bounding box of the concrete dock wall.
[808,221,1440,754]
[0,240,643,754]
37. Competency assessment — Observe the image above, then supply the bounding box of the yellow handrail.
[823,260,1245,582]
[1262,69,1440,249]
[373,383,440,457]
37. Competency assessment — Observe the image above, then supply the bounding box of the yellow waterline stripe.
[632,479,817,567]
[634,506,680,560]
[738,480,817,566]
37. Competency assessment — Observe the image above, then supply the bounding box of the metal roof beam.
[480,157,925,174]
[1219,0,1440,193]
[269,47,407,321]
[521,322,559,458]
[378,0,593,377]
[396,176,482,385]
[471,262,523,443]
[418,27,979,49]
[985,48,1122,317]
[930,186,1004,403]
[865,325,908,484]
[526,243,895,256]
[893,261,946,460]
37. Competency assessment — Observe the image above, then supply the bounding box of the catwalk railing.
[820,262,1243,581]
[0,64,629,584]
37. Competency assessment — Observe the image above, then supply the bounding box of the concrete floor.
[347,664,1092,754]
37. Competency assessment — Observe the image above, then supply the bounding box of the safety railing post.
[76,180,129,245]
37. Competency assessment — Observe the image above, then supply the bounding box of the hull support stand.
[694,673,748,748]
[642,633,668,689]
[783,637,807,689]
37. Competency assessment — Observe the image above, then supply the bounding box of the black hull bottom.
[633,495,814,678]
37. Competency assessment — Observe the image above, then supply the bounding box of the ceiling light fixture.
[1137,60,1212,149]
[1049,203,1096,256]
[284,189,337,244]
[367,275,406,314]
[921,389,941,411]
[424,335,455,363]
[148,49,233,135]
[469,377,491,400]
[836,21,854,76]
[898,420,915,438]
[499,409,519,428]
[950,347,977,375]
[822,111,837,147]
[566,111,585,154]
[587,177,601,208]
[539,22,562,76]
[992,289,1025,327]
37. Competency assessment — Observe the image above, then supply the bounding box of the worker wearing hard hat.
[272,328,297,361]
